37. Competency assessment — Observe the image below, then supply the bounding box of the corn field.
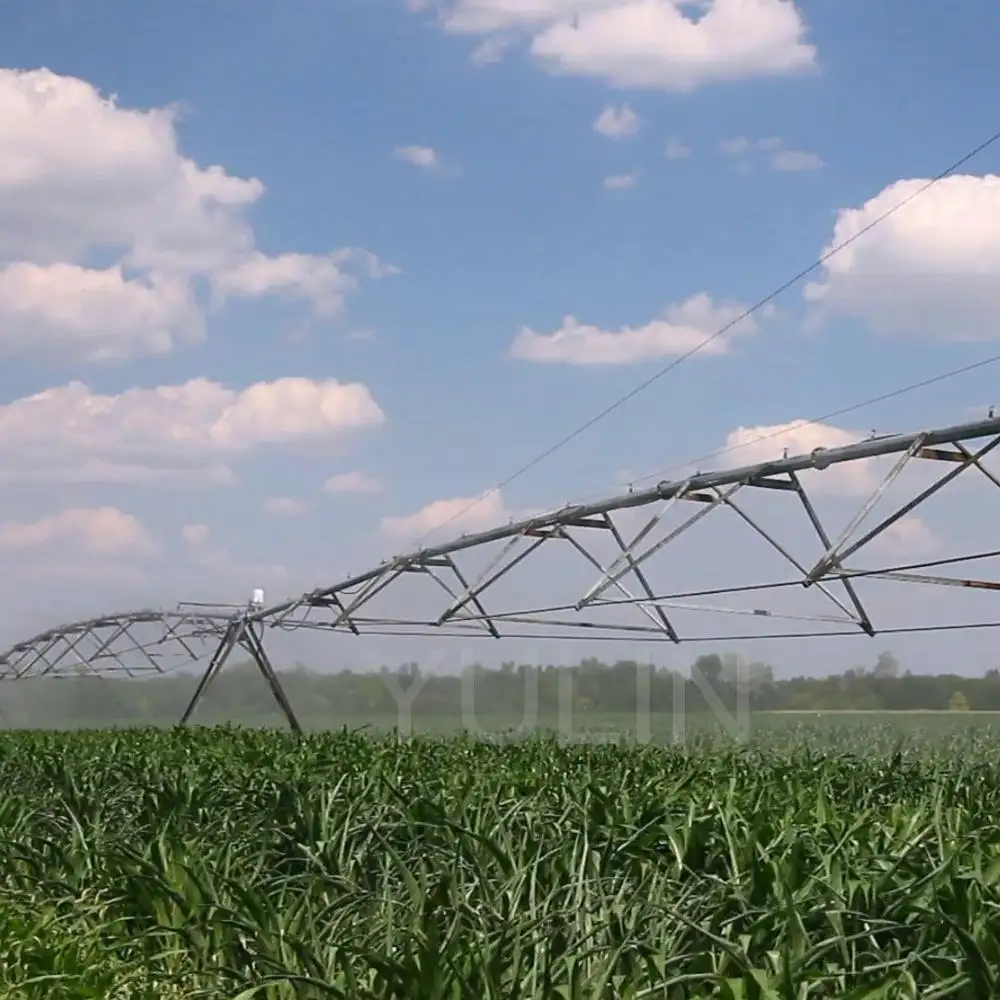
[3,725,1000,999]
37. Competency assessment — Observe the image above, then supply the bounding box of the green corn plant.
[1,724,1000,997]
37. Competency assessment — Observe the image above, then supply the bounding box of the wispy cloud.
[720,136,823,171]
[603,172,637,190]
[664,137,691,160]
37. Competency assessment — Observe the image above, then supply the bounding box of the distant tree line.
[0,650,997,727]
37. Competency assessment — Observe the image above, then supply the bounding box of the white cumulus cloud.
[381,490,514,539]
[718,419,875,495]
[0,376,385,486]
[394,145,441,170]
[509,293,763,365]
[0,507,157,557]
[212,250,389,317]
[593,104,639,138]
[714,419,943,504]
[0,67,392,362]
[420,0,816,91]
[0,263,203,362]
[805,174,1000,340]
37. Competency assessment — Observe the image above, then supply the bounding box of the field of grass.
[4,723,1000,998]
[8,707,1000,738]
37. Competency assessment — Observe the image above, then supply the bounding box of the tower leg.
[241,622,302,734]
[178,620,244,727]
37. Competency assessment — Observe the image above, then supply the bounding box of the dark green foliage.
[2,725,1000,997]
[4,654,1000,731]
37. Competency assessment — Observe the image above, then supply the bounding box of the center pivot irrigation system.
[4,413,1000,732]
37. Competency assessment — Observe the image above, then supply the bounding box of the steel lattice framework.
[5,413,1000,731]
[259,414,1000,640]
[0,605,300,730]
[0,609,231,681]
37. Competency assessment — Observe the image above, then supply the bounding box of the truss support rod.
[438,554,501,637]
[324,567,405,631]
[42,624,144,678]
[787,471,875,635]
[576,479,692,608]
[807,436,926,582]
[712,485,864,627]
[328,593,361,635]
[579,483,742,608]
[645,600,855,624]
[13,634,62,680]
[22,629,93,680]
[117,623,180,678]
[436,532,549,626]
[157,617,214,663]
[953,442,1000,492]
[838,435,1000,559]
[558,523,681,642]
[600,512,681,642]
[859,570,1000,591]
[811,434,1000,580]
[271,565,403,630]
[242,622,303,734]
[81,622,160,679]
[84,622,134,666]
[179,620,245,727]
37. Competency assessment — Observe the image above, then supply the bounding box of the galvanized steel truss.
[0,606,302,732]
[4,413,1000,729]
[259,415,1000,643]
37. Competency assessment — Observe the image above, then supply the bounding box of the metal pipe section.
[259,414,1000,619]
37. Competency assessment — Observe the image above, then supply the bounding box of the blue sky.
[2,0,1000,678]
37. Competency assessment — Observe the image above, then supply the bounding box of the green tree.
[948,690,971,712]
[873,651,900,679]
[693,654,723,687]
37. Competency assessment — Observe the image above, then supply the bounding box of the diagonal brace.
[788,471,874,635]
[559,515,681,642]
[809,434,1000,580]
[807,434,927,581]
[435,531,551,627]
[712,485,865,628]
[579,482,743,607]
